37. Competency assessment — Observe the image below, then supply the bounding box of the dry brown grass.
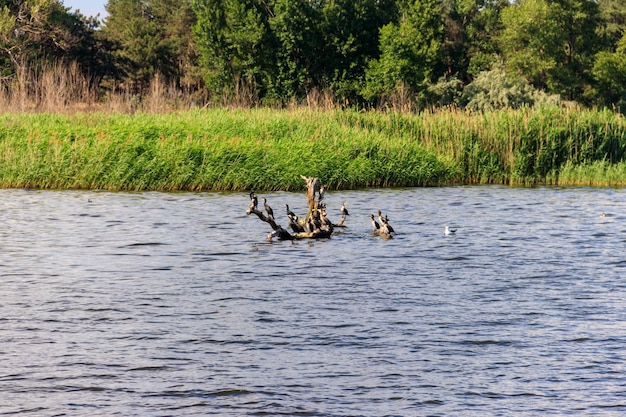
[0,62,198,114]
[0,61,393,114]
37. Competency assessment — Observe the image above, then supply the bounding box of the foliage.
[1,107,626,191]
[459,64,560,111]
[192,0,396,105]
[0,0,626,109]
[498,0,561,91]
[102,0,199,93]
[499,0,601,102]
[316,0,398,103]
[597,0,626,49]
[427,74,463,107]
[266,0,320,102]
[439,0,507,82]
[593,33,626,110]
[192,0,274,103]
[0,0,103,80]
[362,0,444,106]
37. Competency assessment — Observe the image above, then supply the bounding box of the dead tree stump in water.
[246,176,338,241]
[246,206,294,240]
[300,175,319,222]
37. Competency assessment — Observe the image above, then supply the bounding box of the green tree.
[0,0,96,66]
[266,0,321,102]
[591,0,626,107]
[597,0,626,48]
[193,0,394,104]
[593,33,626,108]
[318,0,397,103]
[362,0,444,105]
[68,12,114,87]
[498,0,562,91]
[0,0,106,92]
[192,0,274,102]
[499,0,601,102]
[103,0,198,92]
[440,0,507,80]
[553,0,602,102]
[150,0,200,91]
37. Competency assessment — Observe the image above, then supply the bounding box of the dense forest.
[0,0,625,111]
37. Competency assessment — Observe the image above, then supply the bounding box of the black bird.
[306,216,316,233]
[310,209,323,230]
[288,213,304,233]
[318,185,326,202]
[249,191,258,210]
[286,204,300,229]
[382,215,395,233]
[370,213,380,230]
[320,206,332,227]
[341,201,349,216]
[263,197,274,219]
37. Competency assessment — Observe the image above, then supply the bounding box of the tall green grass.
[0,106,625,191]
[337,106,626,185]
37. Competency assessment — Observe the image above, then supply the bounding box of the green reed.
[0,106,625,191]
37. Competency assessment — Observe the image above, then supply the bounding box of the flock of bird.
[249,191,458,238]
[250,191,345,235]
[369,209,395,236]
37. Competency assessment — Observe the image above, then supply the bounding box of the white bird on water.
[444,226,457,236]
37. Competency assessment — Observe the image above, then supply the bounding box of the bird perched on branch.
[263,197,274,219]
[381,215,394,234]
[341,201,349,216]
[318,185,326,203]
[370,213,380,231]
[370,210,395,237]
[288,215,304,233]
[285,204,303,232]
[248,191,258,212]
[376,210,395,233]
[320,205,333,228]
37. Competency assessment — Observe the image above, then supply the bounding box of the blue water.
[1,186,625,416]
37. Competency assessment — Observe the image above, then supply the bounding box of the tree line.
[0,0,625,111]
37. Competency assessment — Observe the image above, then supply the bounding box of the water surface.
[1,186,626,416]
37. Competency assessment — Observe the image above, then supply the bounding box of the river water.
[1,186,625,416]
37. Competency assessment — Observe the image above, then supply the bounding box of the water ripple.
[1,187,626,416]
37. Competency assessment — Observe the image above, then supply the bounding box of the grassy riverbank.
[1,106,625,191]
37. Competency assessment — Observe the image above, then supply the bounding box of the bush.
[459,64,560,111]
